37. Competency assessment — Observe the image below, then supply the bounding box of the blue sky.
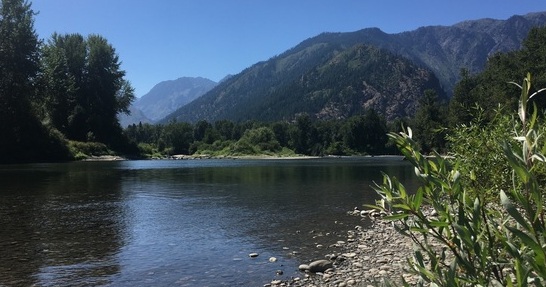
[31,1,545,97]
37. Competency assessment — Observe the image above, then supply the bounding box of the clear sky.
[31,0,546,97]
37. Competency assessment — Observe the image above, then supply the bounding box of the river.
[0,157,417,286]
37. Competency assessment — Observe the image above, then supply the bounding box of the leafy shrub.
[370,74,546,286]
[445,106,516,201]
[68,141,113,159]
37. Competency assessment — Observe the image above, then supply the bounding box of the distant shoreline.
[80,154,406,161]
[167,154,405,160]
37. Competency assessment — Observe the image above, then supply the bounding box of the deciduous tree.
[0,0,69,162]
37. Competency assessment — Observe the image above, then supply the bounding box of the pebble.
[267,209,427,286]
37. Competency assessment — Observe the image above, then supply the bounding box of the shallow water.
[0,157,417,286]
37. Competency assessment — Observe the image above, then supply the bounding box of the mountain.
[118,106,152,128]
[134,77,217,122]
[164,11,546,123]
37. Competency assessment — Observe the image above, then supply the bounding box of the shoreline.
[265,210,419,287]
[77,154,406,162]
[149,154,404,161]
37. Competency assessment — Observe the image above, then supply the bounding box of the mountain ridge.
[135,76,217,121]
[160,11,546,124]
[119,76,217,126]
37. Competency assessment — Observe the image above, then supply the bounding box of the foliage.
[125,109,398,158]
[411,89,448,154]
[137,143,162,158]
[446,106,516,200]
[450,26,546,126]
[39,33,135,146]
[0,0,137,163]
[370,74,546,286]
[239,127,281,153]
[68,141,113,158]
[0,0,71,163]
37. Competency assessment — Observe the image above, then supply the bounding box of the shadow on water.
[0,162,127,286]
[0,157,418,286]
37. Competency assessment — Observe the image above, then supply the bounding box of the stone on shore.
[308,259,333,273]
[268,208,427,286]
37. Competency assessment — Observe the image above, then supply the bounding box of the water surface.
[0,157,417,286]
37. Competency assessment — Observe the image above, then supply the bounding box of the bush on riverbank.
[68,141,116,160]
[371,74,546,286]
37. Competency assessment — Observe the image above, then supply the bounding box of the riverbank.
[265,210,421,287]
[169,154,323,160]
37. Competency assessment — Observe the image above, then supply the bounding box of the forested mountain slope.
[164,11,546,123]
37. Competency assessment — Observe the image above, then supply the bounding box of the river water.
[0,157,417,286]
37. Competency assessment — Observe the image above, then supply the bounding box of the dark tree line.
[125,110,395,157]
[0,0,134,163]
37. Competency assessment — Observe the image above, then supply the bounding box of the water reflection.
[0,157,417,286]
[0,163,127,286]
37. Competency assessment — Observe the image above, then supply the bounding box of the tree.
[448,27,546,126]
[40,33,135,146]
[39,34,77,133]
[289,113,315,155]
[214,120,235,141]
[412,89,447,153]
[84,35,134,143]
[193,120,212,142]
[162,122,194,155]
[448,69,479,126]
[240,126,281,152]
[341,110,388,155]
[0,0,69,162]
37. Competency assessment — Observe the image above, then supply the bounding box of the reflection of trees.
[0,162,127,286]
[126,158,417,264]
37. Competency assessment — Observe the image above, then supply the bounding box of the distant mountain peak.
[134,76,217,122]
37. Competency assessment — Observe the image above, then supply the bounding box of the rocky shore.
[265,210,421,287]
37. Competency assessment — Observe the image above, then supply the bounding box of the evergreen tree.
[412,89,447,153]
[449,26,546,126]
[290,114,314,155]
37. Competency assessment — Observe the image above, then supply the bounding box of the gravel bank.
[265,210,421,287]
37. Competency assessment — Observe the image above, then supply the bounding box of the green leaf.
[428,220,450,227]
[506,226,544,260]
[515,259,530,287]
[413,188,424,210]
[393,203,412,211]
[500,190,530,230]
